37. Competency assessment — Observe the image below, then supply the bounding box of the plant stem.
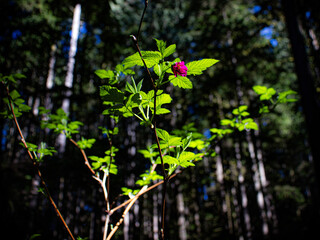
[5,86,76,240]
[69,138,96,175]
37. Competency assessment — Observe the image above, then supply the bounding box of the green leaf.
[156,128,170,142]
[232,105,248,115]
[253,85,267,95]
[259,105,269,114]
[95,69,114,79]
[156,93,172,107]
[189,139,206,150]
[100,85,124,104]
[29,234,41,240]
[10,90,21,100]
[168,136,182,147]
[156,155,178,165]
[178,151,196,167]
[186,59,219,75]
[155,107,171,115]
[182,133,192,150]
[244,121,258,130]
[221,119,234,127]
[139,149,158,159]
[122,51,161,68]
[155,38,166,55]
[77,138,96,149]
[169,75,193,89]
[163,44,176,58]
[260,88,276,101]
[278,90,298,103]
[13,73,26,79]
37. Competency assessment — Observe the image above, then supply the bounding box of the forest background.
[1,0,320,239]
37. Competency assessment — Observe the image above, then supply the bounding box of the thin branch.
[69,138,96,175]
[131,1,169,238]
[5,86,76,240]
[106,185,148,240]
[108,169,180,215]
[137,0,148,42]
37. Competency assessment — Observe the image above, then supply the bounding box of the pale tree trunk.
[124,212,130,240]
[215,145,232,232]
[58,4,81,152]
[176,184,187,240]
[254,130,278,233]
[45,44,57,110]
[153,190,159,240]
[231,186,242,239]
[246,132,269,236]
[235,141,252,239]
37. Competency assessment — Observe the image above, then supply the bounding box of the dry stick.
[5,87,76,240]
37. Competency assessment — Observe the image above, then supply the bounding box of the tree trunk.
[246,132,269,236]
[282,0,320,209]
[58,4,81,152]
[176,184,187,240]
[235,141,252,239]
[254,130,278,233]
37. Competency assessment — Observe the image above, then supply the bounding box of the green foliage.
[89,152,118,175]
[220,105,258,132]
[274,185,305,204]
[186,59,219,76]
[40,108,83,138]
[19,141,56,162]
[136,170,163,186]
[121,187,140,198]
[77,137,96,149]
[1,89,31,119]
[253,85,298,114]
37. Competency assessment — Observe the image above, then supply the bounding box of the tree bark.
[246,132,269,236]
[235,141,252,239]
[58,4,81,152]
[282,0,320,212]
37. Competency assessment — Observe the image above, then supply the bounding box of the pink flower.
[172,61,188,77]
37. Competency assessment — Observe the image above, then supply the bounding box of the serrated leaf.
[156,93,172,107]
[155,38,166,55]
[178,151,196,164]
[95,69,114,79]
[221,119,234,127]
[169,75,193,89]
[245,121,258,130]
[100,85,124,103]
[260,88,276,101]
[278,90,298,103]
[163,44,176,58]
[156,155,178,165]
[168,136,182,147]
[253,85,267,95]
[156,128,170,142]
[122,51,161,68]
[10,90,21,100]
[139,149,158,159]
[186,59,219,75]
[156,107,171,115]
